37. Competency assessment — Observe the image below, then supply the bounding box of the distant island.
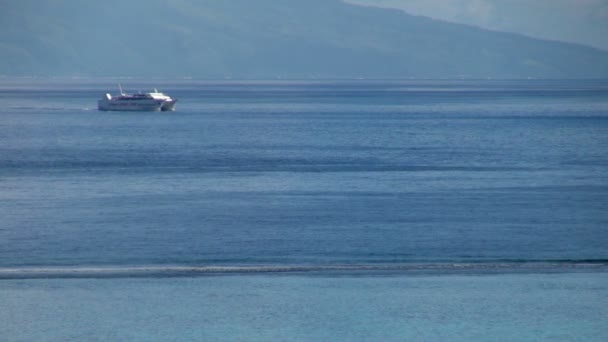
[2,0,608,79]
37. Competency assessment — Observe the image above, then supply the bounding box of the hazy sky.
[346,0,608,50]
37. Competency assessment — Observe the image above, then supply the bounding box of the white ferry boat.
[98,86,177,111]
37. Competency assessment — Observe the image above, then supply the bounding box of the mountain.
[1,0,608,78]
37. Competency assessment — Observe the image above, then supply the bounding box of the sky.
[346,0,608,51]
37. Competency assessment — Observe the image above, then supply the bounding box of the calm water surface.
[2,79,608,341]
[0,79,607,269]
[1,273,607,341]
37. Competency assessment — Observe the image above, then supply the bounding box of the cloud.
[344,0,608,50]
[345,0,493,23]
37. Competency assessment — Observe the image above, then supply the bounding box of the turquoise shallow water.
[1,272,607,341]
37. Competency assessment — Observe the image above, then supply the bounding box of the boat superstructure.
[98,86,177,112]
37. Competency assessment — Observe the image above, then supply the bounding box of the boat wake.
[1,261,606,279]
[9,106,93,112]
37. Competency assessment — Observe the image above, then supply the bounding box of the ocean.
[1,79,607,340]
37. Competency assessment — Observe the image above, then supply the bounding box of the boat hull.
[97,92,178,112]
[98,99,165,111]
[160,100,177,111]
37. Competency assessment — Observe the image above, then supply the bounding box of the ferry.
[98,85,177,111]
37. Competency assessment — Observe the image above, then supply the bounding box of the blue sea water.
[1,79,607,269]
[1,79,608,340]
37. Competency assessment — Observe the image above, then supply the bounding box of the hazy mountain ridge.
[1,0,607,78]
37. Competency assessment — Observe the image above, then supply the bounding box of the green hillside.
[1,0,608,78]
